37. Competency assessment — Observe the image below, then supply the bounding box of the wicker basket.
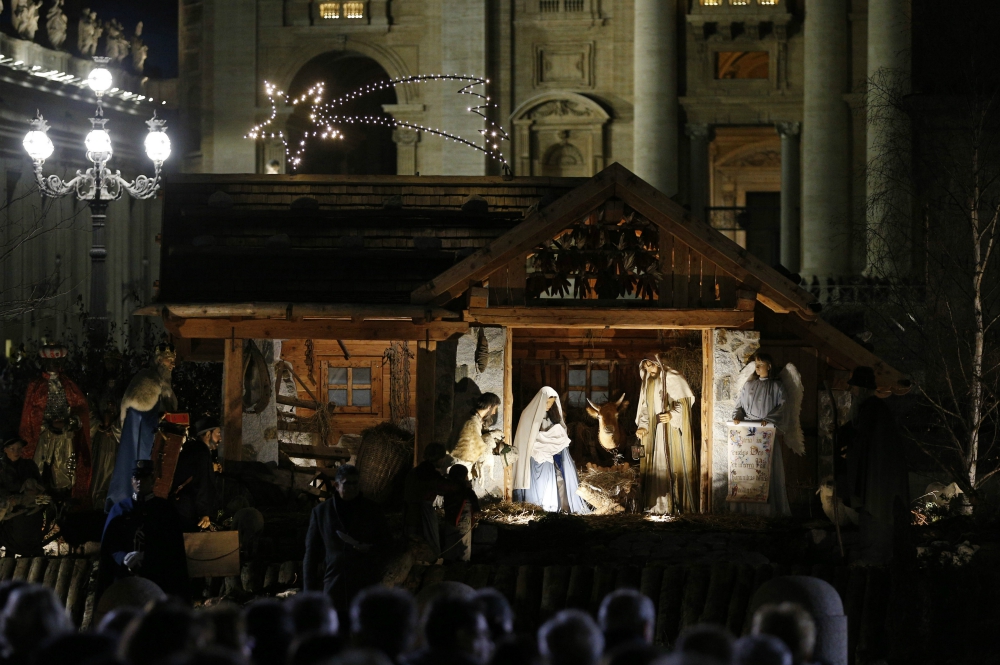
[355,422,414,504]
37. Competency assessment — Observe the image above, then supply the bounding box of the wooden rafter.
[464,307,754,329]
[162,317,469,341]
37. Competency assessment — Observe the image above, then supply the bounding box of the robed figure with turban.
[19,344,91,501]
[512,387,590,514]
[635,355,697,514]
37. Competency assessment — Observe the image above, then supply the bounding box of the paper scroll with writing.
[726,422,775,503]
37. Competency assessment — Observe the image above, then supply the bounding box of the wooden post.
[415,340,437,465]
[222,338,244,468]
[700,329,715,513]
[503,326,514,501]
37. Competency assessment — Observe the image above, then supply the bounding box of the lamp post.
[22,57,170,341]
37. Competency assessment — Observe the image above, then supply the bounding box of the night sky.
[3,0,179,79]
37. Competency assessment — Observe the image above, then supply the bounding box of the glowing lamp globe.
[23,130,54,161]
[87,67,113,95]
[144,130,170,163]
[85,129,113,161]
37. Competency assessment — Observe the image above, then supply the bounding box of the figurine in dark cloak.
[98,459,190,603]
[304,464,388,617]
[836,366,909,563]
[106,343,177,511]
[18,344,91,500]
[170,417,220,531]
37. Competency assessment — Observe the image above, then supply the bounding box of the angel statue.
[12,0,43,41]
[512,387,590,514]
[46,0,67,49]
[728,351,804,517]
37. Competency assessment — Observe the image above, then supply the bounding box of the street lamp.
[22,57,169,340]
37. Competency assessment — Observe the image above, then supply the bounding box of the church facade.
[179,0,911,290]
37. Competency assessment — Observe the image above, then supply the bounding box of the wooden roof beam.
[464,307,754,329]
[162,316,470,341]
[136,303,460,322]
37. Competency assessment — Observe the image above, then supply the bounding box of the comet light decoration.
[245,75,511,174]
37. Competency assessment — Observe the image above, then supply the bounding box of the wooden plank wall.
[658,236,738,309]
[279,339,416,447]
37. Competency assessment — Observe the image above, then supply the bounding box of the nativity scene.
[147,163,910,528]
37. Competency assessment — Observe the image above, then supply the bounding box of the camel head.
[586,393,628,452]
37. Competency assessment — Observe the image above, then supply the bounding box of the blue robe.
[105,408,160,512]
[513,448,591,514]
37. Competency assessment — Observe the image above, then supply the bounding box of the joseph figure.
[635,355,697,514]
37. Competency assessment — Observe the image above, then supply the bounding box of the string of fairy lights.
[245,74,511,173]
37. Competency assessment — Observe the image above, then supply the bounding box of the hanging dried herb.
[525,204,662,300]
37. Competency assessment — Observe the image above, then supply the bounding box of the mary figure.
[512,387,590,514]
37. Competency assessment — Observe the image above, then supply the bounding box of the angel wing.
[732,361,757,405]
[778,363,805,455]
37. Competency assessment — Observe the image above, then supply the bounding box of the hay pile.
[480,501,546,525]
[576,463,637,515]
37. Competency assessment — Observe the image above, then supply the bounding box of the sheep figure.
[816,477,859,526]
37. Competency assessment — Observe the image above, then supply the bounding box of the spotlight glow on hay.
[246,75,511,174]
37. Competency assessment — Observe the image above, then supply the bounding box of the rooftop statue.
[104,18,130,63]
[78,9,103,57]
[131,21,148,73]
[12,0,43,41]
[46,0,67,49]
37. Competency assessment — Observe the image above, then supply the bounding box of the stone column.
[866,0,911,276]
[634,0,678,196]
[686,124,712,222]
[383,104,426,175]
[802,0,850,280]
[776,122,802,272]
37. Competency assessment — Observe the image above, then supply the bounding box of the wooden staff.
[660,376,680,513]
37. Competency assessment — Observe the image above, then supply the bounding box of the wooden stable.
[145,164,908,513]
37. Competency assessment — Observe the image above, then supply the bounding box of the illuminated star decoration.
[245,75,511,174]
